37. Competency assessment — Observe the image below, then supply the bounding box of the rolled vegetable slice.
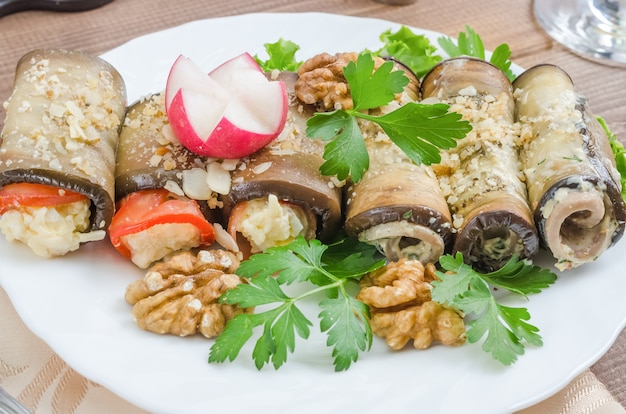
[221,72,343,256]
[113,93,218,268]
[344,87,453,264]
[513,64,626,270]
[421,57,538,272]
[344,126,453,264]
[0,48,126,257]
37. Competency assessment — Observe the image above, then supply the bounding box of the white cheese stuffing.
[235,194,307,253]
[0,200,102,258]
[121,223,201,269]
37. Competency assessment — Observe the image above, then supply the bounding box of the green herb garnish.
[306,52,472,183]
[372,25,443,77]
[254,38,303,71]
[598,116,626,202]
[208,236,385,371]
[431,253,557,365]
[438,25,515,81]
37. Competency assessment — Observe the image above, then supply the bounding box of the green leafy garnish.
[306,52,472,183]
[598,116,626,202]
[371,25,443,77]
[431,253,557,365]
[254,38,303,71]
[437,25,515,81]
[208,236,385,371]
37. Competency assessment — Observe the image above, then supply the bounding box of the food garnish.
[599,116,626,202]
[209,235,386,371]
[164,52,288,159]
[254,38,303,71]
[437,25,515,81]
[372,25,442,77]
[306,52,472,183]
[431,253,557,365]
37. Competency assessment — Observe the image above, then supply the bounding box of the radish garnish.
[165,53,288,159]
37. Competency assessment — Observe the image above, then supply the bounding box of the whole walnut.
[357,258,466,350]
[295,51,419,111]
[125,249,252,338]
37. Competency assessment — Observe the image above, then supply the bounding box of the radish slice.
[165,53,288,159]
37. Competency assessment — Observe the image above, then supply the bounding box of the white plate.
[1,12,625,414]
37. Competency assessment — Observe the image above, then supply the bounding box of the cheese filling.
[121,223,201,269]
[235,194,308,253]
[0,200,104,258]
[359,221,445,264]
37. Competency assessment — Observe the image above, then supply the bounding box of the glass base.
[534,0,626,66]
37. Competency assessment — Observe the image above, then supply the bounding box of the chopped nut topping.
[125,249,252,338]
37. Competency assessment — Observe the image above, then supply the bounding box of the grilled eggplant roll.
[343,77,452,264]
[421,57,539,272]
[111,93,216,268]
[0,48,126,257]
[221,72,343,256]
[513,64,626,270]
[344,123,453,264]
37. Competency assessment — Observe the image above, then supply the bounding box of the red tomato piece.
[108,188,215,259]
[0,182,87,214]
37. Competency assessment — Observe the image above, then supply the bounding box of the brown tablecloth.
[0,0,624,412]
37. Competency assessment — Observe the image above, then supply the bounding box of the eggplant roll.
[221,72,343,254]
[344,122,453,264]
[343,69,452,264]
[0,48,126,257]
[113,92,219,268]
[115,92,222,209]
[421,57,539,272]
[513,64,626,270]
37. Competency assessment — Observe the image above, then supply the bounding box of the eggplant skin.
[221,150,343,242]
[0,48,126,232]
[0,169,114,231]
[454,209,539,273]
[114,93,210,200]
[513,64,626,267]
[345,204,453,251]
[421,57,538,271]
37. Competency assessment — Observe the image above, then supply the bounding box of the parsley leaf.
[306,53,472,183]
[437,25,516,81]
[254,38,303,71]
[372,25,443,77]
[208,236,385,371]
[431,253,557,365]
[307,111,369,182]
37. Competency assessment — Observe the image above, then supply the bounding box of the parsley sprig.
[431,253,557,365]
[209,236,385,371]
[306,52,472,183]
[438,25,516,81]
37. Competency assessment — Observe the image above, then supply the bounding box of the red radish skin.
[165,53,288,159]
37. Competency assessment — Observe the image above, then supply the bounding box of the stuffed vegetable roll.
[221,72,343,256]
[421,57,539,272]
[513,64,626,270]
[111,93,216,268]
[0,48,126,257]
[344,121,453,264]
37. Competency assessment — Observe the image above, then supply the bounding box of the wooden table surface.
[0,0,624,411]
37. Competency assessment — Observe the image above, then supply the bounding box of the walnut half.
[125,249,252,338]
[357,258,466,350]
